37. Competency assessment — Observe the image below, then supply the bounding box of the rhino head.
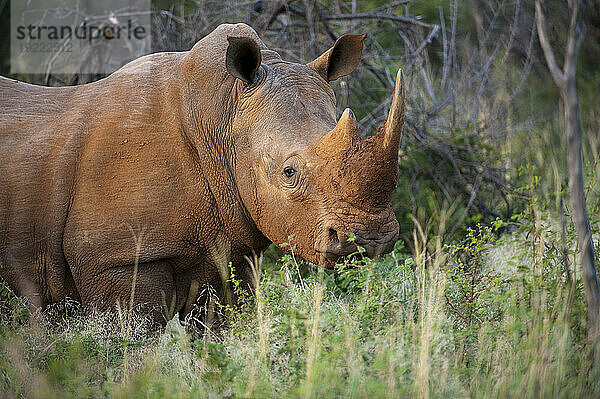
[223,28,404,268]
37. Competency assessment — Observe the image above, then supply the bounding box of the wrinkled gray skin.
[0,23,402,325]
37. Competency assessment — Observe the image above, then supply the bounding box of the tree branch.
[535,0,566,89]
[564,0,584,80]
[319,12,438,30]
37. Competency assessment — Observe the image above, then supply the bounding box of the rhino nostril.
[326,227,349,254]
[322,225,356,258]
[328,228,339,245]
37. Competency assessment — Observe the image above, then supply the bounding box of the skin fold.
[0,23,405,326]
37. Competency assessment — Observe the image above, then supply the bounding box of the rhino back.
[0,52,194,303]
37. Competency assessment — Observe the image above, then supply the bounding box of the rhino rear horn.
[226,36,262,84]
[313,108,360,156]
[308,34,366,81]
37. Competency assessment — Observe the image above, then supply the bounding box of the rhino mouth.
[314,220,399,268]
[316,251,346,269]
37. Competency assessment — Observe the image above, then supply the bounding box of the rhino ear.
[226,36,262,84]
[307,34,365,81]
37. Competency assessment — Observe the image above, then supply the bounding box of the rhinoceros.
[0,23,405,324]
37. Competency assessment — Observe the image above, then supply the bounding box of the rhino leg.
[76,260,177,327]
[177,262,256,334]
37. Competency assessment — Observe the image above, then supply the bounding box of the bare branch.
[302,0,317,59]
[319,11,438,30]
[500,0,520,65]
[535,0,566,89]
[410,25,440,61]
[564,0,584,79]
[509,21,536,103]
[439,6,449,89]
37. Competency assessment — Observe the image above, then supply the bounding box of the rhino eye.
[283,166,296,178]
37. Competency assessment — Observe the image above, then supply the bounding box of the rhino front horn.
[313,108,360,155]
[379,68,405,160]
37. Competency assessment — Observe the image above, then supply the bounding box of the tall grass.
[2,203,599,398]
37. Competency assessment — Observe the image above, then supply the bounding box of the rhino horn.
[313,108,360,155]
[377,68,405,161]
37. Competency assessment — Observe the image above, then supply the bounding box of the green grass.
[2,209,599,398]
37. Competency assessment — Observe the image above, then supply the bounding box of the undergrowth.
[1,196,599,398]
